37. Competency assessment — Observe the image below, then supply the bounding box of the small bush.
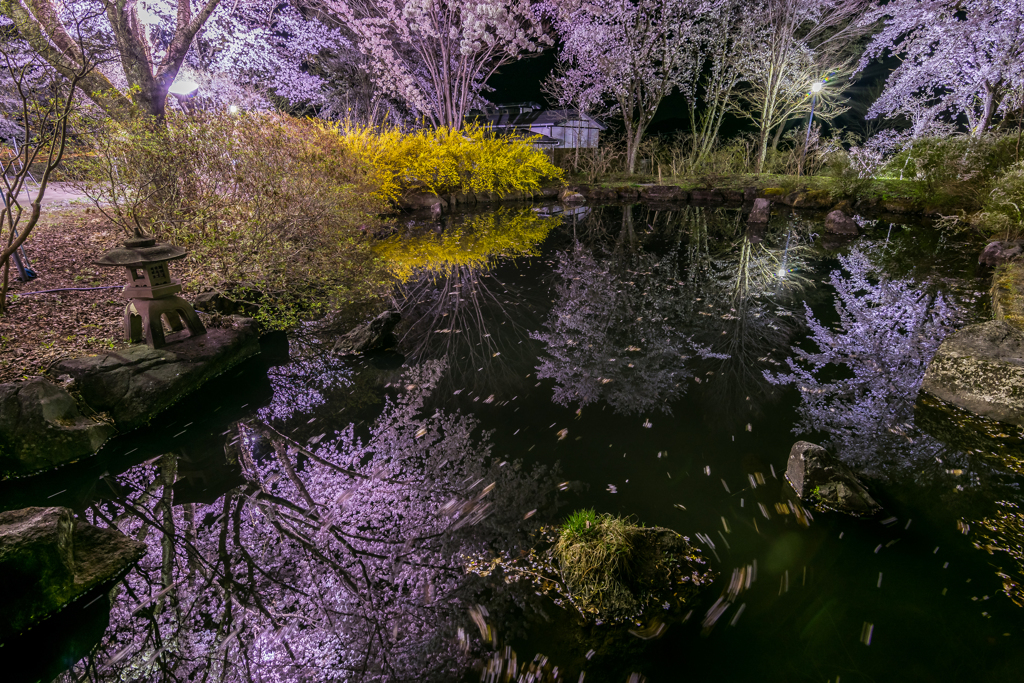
[974,160,1024,239]
[68,112,389,330]
[881,133,1020,206]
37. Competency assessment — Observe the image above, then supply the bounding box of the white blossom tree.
[858,0,1024,137]
[549,0,713,174]
[729,0,868,173]
[322,0,553,127]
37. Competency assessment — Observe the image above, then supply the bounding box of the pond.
[5,202,1024,683]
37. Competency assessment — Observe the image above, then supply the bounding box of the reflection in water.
[377,208,556,281]
[973,501,1024,607]
[61,362,557,682]
[387,208,556,397]
[767,248,963,471]
[532,205,811,420]
[531,240,723,415]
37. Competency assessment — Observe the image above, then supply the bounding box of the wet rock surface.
[921,320,1024,426]
[639,185,687,202]
[979,240,1024,267]
[824,210,859,235]
[748,198,771,224]
[54,317,259,434]
[786,441,881,516]
[334,310,401,355]
[0,506,145,640]
[0,378,116,479]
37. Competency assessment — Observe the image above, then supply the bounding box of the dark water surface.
[5,203,1024,683]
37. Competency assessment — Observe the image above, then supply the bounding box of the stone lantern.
[95,236,207,349]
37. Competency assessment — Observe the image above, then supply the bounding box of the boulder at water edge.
[334,310,401,355]
[748,198,770,224]
[824,210,858,235]
[921,320,1024,425]
[786,441,881,517]
[0,378,115,479]
[979,240,1023,267]
[0,507,145,640]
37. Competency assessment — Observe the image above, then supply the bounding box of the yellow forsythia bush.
[335,122,563,201]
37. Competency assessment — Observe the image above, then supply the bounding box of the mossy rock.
[762,187,788,197]
[992,263,1024,331]
[554,513,713,624]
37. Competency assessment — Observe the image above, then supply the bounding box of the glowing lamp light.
[228,105,239,114]
[168,78,199,99]
[811,81,823,93]
[778,268,787,278]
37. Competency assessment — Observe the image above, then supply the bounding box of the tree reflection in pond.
[766,248,964,471]
[532,204,810,420]
[64,362,557,682]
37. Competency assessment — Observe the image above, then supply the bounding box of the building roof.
[467,106,607,131]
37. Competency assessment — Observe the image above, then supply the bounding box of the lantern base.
[125,296,207,349]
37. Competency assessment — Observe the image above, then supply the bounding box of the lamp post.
[799,81,823,176]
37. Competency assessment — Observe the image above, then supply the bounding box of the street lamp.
[800,81,824,176]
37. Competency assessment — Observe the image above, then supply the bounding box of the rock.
[830,200,853,214]
[533,187,559,200]
[824,210,858,235]
[920,320,1024,425]
[559,188,585,204]
[581,186,616,201]
[882,198,920,213]
[743,187,758,202]
[501,190,530,202]
[721,189,744,204]
[194,284,264,317]
[333,310,401,356]
[0,378,115,479]
[689,189,723,203]
[979,240,1024,267]
[55,317,260,434]
[791,189,833,209]
[616,187,639,200]
[398,192,447,211]
[453,191,476,205]
[779,191,801,206]
[748,198,771,224]
[0,507,145,640]
[557,525,713,624]
[639,185,686,202]
[786,441,882,516]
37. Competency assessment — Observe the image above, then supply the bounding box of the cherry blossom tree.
[1,1,348,121]
[549,0,714,174]
[859,0,1024,137]
[1,0,222,121]
[322,0,553,127]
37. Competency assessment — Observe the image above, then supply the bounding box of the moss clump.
[992,262,1024,331]
[552,512,713,623]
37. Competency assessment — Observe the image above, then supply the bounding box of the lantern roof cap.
[94,236,187,268]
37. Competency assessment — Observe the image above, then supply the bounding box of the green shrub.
[882,134,1021,206]
[67,111,389,330]
[974,160,1024,239]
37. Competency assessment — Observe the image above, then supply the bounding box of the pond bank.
[0,316,260,479]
